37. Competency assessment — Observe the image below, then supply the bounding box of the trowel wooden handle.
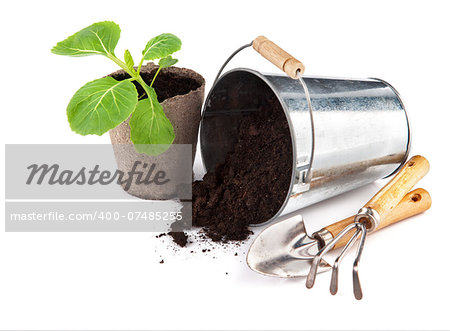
[363,155,429,227]
[326,188,432,249]
[253,36,305,79]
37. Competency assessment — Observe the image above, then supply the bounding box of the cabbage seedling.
[52,21,181,155]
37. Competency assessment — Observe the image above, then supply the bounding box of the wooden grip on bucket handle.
[253,36,305,79]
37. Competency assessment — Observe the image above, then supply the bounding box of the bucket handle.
[213,36,315,191]
[252,36,305,78]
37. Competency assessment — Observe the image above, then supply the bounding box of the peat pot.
[200,38,410,226]
[109,63,205,200]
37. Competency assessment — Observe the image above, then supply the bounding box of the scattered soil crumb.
[168,232,188,247]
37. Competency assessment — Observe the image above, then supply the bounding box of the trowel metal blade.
[247,215,331,277]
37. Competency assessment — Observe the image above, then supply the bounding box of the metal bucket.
[199,38,410,226]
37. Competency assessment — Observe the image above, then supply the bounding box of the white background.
[0,0,449,330]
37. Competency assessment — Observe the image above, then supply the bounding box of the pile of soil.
[191,94,293,242]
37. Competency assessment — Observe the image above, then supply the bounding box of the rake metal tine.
[306,223,359,289]
[330,224,362,295]
[353,224,368,300]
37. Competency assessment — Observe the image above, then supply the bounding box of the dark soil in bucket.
[191,93,293,242]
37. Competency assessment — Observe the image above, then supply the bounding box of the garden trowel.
[247,188,431,278]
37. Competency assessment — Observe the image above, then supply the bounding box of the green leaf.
[67,77,138,135]
[124,49,135,72]
[141,33,181,61]
[158,56,178,68]
[130,88,175,155]
[51,21,120,57]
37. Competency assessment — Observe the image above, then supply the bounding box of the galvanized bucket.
[199,37,410,226]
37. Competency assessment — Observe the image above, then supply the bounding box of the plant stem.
[137,55,161,88]
[136,76,153,98]
[150,66,162,88]
[107,53,153,98]
[137,57,144,74]
[107,53,136,78]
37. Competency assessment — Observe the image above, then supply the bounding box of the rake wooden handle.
[253,36,305,78]
[364,155,429,227]
[324,188,431,249]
